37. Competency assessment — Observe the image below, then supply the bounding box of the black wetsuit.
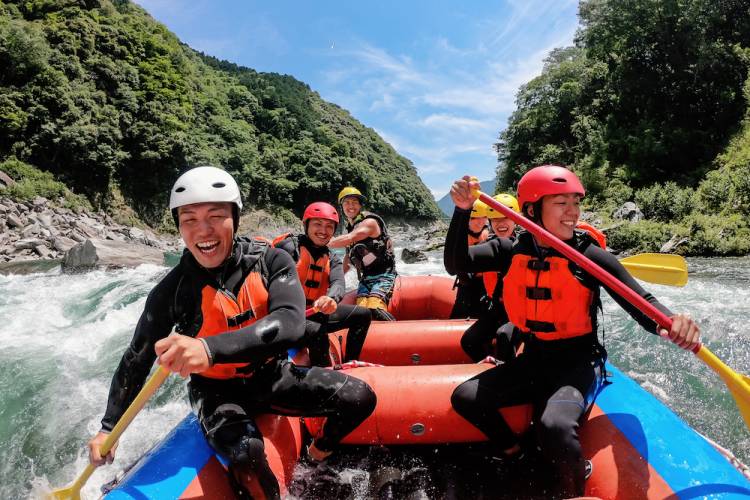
[275,234,372,365]
[446,231,516,361]
[100,237,376,499]
[447,228,490,319]
[445,207,673,497]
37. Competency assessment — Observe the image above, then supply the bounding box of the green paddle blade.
[620,253,688,287]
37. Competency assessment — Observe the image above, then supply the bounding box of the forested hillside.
[0,0,440,226]
[495,0,750,255]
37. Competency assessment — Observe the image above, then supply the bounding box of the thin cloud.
[416,162,457,175]
[420,114,495,132]
[422,25,578,117]
[346,43,426,85]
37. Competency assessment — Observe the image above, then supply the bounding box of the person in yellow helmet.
[485,193,519,239]
[328,186,397,321]
[447,199,490,319]
[456,193,520,362]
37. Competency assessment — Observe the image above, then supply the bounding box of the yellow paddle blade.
[48,366,170,500]
[694,345,750,429]
[619,253,688,287]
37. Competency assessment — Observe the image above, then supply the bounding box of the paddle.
[49,365,170,500]
[51,307,318,500]
[619,253,687,287]
[472,188,750,429]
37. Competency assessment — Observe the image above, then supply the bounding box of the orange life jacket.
[297,245,330,305]
[196,270,270,379]
[502,254,594,341]
[273,233,331,305]
[468,227,489,246]
[483,271,499,298]
[576,222,606,249]
[466,227,489,280]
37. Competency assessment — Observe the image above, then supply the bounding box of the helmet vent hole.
[175,187,186,193]
[212,182,226,188]
[552,177,567,183]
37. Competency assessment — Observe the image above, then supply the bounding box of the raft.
[106,275,750,499]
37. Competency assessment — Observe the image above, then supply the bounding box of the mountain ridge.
[0,0,441,225]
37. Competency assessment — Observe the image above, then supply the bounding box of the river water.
[0,240,748,498]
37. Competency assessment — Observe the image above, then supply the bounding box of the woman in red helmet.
[448,165,700,498]
[274,202,372,365]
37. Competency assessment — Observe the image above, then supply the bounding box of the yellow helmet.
[470,200,490,218]
[337,186,366,204]
[485,193,520,219]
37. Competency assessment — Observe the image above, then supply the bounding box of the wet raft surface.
[290,442,558,500]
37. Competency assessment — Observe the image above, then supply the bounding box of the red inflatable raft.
[107,275,750,499]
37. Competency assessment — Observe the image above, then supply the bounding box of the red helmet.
[302,202,339,227]
[517,165,585,209]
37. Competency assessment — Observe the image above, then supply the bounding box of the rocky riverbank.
[3,190,699,275]
[0,194,451,273]
[0,195,180,273]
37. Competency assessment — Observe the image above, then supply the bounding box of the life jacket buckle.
[227,309,254,328]
[527,260,550,271]
[526,287,552,300]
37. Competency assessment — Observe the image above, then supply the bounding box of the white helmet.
[169,166,242,210]
[169,166,242,229]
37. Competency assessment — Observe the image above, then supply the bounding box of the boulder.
[0,170,15,188]
[660,234,688,253]
[62,238,164,272]
[6,213,24,229]
[14,238,48,250]
[32,196,48,209]
[52,236,78,252]
[401,247,427,264]
[612,202,644,222]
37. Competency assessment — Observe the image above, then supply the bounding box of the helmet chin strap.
[525,201,548,257]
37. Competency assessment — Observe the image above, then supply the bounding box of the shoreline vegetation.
[1,0,749,262]
[492,1,750,257]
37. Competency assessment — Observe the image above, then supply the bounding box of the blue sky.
[136,0,580,200]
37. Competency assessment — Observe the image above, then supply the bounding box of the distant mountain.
[436,178,496,216]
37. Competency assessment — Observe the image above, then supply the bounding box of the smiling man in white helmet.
[87,166,376,499]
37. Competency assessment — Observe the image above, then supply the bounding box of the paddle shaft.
[55,306,318,499]
[64,365,170,496]
[92,308,316,461]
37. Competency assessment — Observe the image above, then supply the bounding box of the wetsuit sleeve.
[203,248,305,363]
[274,237,297,258]
[326,253,346,303]
[444,206,510,275]
[100,269,180,432]
[585,245,673,334]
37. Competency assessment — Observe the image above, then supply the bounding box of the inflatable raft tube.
[341,275,457,320]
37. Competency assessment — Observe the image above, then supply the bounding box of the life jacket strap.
[527,260,550,271]
[526,319,556,333]
[227,309,254,327]
[526,287,552,300]
[304,279,321,288]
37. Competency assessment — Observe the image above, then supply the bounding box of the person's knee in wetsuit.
[449,273,490,319]
[205,407,280,499]
[461,319,520,362]
[190,380,283,500]
[304,304,372,365]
